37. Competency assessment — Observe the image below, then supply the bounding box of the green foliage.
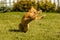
[57,7,60,13]
[13,1,37,12]
[37,1,56,12]
[13,1,56,12]
[0,7,13,13]
[0,7,3,11]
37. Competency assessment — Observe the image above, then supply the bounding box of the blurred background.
[0,0,60,12]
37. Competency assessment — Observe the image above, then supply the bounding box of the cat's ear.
[29,6,36,12]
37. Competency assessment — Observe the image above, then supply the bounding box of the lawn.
[0,12,60,40]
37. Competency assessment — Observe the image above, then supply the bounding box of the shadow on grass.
[9,29,26,33]
[9,29,21,32]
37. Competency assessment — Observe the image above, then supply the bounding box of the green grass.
[0,12,60,40]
